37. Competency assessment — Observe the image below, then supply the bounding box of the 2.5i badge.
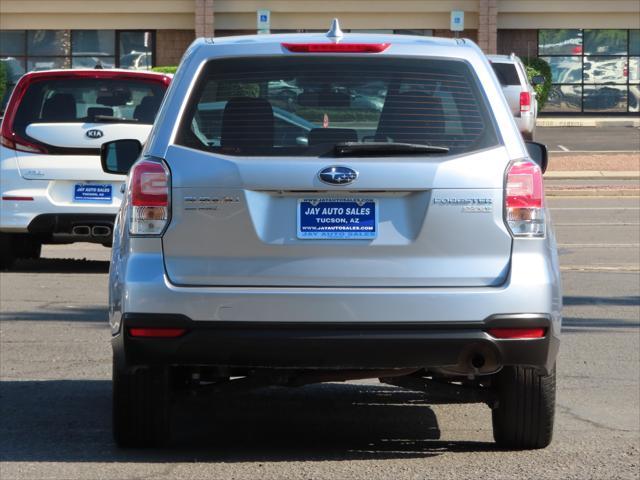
[433,197,493,213]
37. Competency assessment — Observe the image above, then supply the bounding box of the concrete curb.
[545,189,640,197]
[545,170,640,180]
[537,117,640,128]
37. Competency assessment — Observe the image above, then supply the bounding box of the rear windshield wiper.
[334,142,449,157]
[92,115,140,123]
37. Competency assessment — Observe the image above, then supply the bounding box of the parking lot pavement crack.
[119,465,178,480]
[557,403,635,433]
[154,464,179,479]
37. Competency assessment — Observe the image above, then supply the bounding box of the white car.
[103,25,559,450]
[488,54,544,141]
[0,69,171,268]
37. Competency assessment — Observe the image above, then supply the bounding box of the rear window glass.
[491,63,521,86]
[177,57,499,157]
[13,77,167,138]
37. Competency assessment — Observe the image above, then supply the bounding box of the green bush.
[151,66,178,74]
[217,82,260,100]
[0,62,7,104]
[522,57,552,111]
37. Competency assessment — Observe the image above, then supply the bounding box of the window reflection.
[27,30,70,56]
[538,29,582,55]
[119,32,153,70]
[540,56,582,83]
[0,31,26,56]
[630,58,640,83]
[539,29,637,112]
[583,56,626,84]
[630,30,640,56]
[584,29,627,55]
[583,86,627,112]
[71,57,115,69]
[27,56,70,71]
[629,85,640,113]
[544,85,582,112]
[72,30,115,56]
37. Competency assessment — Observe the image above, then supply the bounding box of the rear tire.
[112,358,171,448]
[492,365,556,449]
[16,236,42,259]
[0,234,17,269]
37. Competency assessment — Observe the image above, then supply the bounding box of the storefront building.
[1,0,639,114]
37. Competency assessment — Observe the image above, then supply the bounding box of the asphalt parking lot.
[1,193,638,479]
[537,126,640,152]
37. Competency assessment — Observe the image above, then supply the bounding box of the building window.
[539,28,639,113]
[72,30,116,68]
[1,29,155,84]
[118,31,154,70]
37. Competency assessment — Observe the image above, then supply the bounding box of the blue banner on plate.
[298,199,377,239]
[74,184,112,202]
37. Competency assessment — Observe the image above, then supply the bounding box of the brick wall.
[156,29,195,66]
[497,29,538,59]
[195,0,215,38]
[478,0,497,53]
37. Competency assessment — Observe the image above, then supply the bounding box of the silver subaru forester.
[102,24,561,449]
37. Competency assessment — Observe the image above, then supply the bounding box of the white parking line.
[549,150,640,153]
[557,145,570,152]
[554,222,640,226]
[560,265,640,272]
[550,207,640,210]
[558,243,640,248]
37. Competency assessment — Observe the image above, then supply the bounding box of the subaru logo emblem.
[318,166,358,185]
[86,129,104,139]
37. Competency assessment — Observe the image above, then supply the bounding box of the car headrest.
[308,128,358,146]
[221,97,274,152]
[133,96,162,123]
[376,90,445,142]
[41,93,77,122]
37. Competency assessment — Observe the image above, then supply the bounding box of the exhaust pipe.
[72,226,91,236]
[92,226,111,237]
[470,353,486,370]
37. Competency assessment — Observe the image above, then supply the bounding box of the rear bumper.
[114,313,559,374]
[0,153,123,232]
[27,213,116,233]
[0,194,121,232]
[515,111,536,135]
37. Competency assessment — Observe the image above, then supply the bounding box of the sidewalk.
[544,152,640,196]
[537,117,640,128]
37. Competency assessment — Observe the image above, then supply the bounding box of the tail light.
[282,43,390,53]
[0,77,48,153]
[505,160,545,237]
[520,91,531,113]
[487,327,546,339]
[129,159,170,235]
[0,133,48,153]
[129,327,186,338]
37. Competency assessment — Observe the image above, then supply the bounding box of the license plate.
[297,198,377,239]
[74,184,112,202]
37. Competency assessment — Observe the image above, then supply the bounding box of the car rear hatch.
[2,71,169,181]
[490,62,521,116]
[160,55,512,288]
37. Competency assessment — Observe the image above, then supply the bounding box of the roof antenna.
[326,18,343,39]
